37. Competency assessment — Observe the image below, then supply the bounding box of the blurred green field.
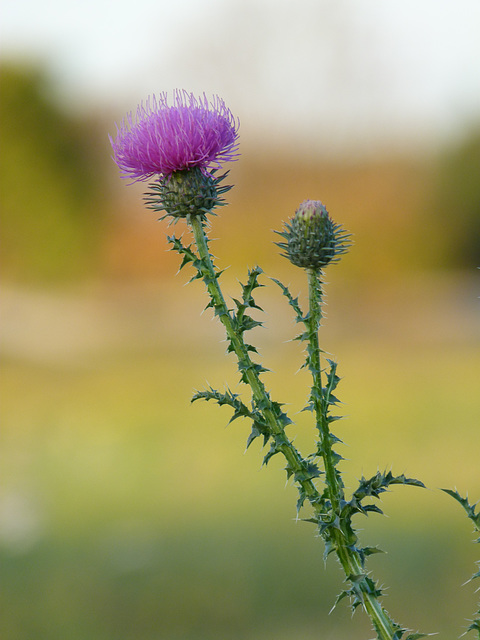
[1,272,479,640]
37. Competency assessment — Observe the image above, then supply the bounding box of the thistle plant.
[110,91,478,639]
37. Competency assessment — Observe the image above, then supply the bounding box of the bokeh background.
[1,1,479,638]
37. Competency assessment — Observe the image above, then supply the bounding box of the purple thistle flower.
[109,91,240,181]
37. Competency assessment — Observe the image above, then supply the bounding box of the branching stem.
[189,216,409,640]
[190,217,319,504]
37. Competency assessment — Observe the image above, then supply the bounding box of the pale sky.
[2,0,480,154]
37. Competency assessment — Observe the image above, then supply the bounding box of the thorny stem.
[189,218,319,502]
[189,215,405,640]
[306,268,402,640]
[306,268,343,512]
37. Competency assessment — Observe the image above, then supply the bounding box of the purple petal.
[110,91,240,181]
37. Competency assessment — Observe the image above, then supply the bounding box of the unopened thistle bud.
[276,200,351,269]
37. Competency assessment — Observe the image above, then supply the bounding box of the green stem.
[306,268,343,512]
[189,216,404,640]
[305,269,403,640]
[189,217,318,502]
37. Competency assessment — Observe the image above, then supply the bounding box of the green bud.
[144,166,232,220]
[276,200,351,269]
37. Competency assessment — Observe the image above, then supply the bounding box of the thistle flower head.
[276,200,351,270]
[109,91,239,181]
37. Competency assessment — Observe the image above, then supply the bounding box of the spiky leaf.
[271,278,306,325]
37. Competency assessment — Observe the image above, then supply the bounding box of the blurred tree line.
[0,63,108,283]
[1,61,479,284]
[430,130,480,268]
